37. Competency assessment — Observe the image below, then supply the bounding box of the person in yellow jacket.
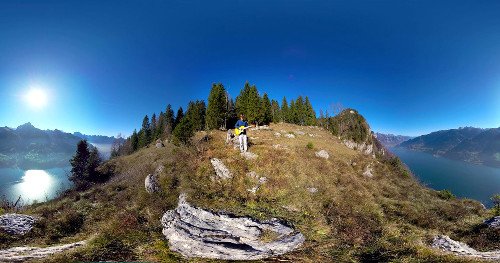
[234,114,249,153]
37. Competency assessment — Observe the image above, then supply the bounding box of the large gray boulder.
[210,158,233,179]
[0,214,36,235]
[161,194,305,260]
[432,235,500,260]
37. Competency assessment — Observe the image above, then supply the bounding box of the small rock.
[315,150,329,159]
[145,174,160,193]
[484,216,500,229]
[155,164,165,174]
[0,214,37,235]
[274,132,281,137]
[295,131,305,136]
[308,133,315,137]
[307,187,318,193]
[273,144,288,150]
[241,151,258,160]
[258,177,267,184]
[155,139,164,148]
[350,110,355,114]
[363,165,374,178]
[284,133,295,139]
[210,158,233,179]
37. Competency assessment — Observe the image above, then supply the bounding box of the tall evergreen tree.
[139,115,151,148]
[172,117,194,145]
[131,129,139,151]
[151,113,157,138]
[289,99,296,124]
[164,104,175,136]
[261,93,272,124]
[226,97,237,129]
[271,99,281,123]
[281,97,289,123]
[174,107,184,128]
[155,111,165,139]
[185,100,206,131]
[295,96,305,125]
[304,96,316,126]
[206,83,227,130]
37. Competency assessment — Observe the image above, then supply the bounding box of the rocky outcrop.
[161,194,305,260]
[343,140,373,155]
[241,151,258,160]
[432,235,500,260]
[0,214,36,235]
[0,240,86,262]
[315,150,329,159]
[145,174,160,193]
[210,158,233,179]
[484,216,500,229]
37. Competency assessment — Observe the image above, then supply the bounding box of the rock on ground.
[246,172,267,194]
[0,240,86,262]
[241,151,258,160]
[0,214,36,235]
[145,174,160,193]
[307,187,318,193]
[161,194,305,260]
[315,150,329,159]
[210,158,233,179]
[155,139,164,148]
[343,140,373,155]
[274,132,281,137]
[284,133,295,139]
[432,235,500,260]
[484,216,500,229]
[363,164,374,178]
[295,130,305,135]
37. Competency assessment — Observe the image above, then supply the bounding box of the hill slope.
[398,127,500,167]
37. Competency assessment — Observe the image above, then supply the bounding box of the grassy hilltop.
[1,115,499,262]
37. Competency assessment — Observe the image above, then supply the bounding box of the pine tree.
[226,97,237,129]
[271,99,281,123]
[206,83,227,130]
[164,104,175,136]
[69,140,102,190]
[131,129,139,151]
[295,96,305,125]
[172,117,194,145]
[151,113,157,139]
[174,107,184,128]
[304,96,316,126]
[289,99,296,124]
[261,93,272,124]
[185,100,206,131]
[156,111,165,139]
[281,97,289,123]
[139,115,151,148]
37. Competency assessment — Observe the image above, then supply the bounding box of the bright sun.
[25,88,48,109]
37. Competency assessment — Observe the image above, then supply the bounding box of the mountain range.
[398,127,500,167]
[0,123,121,169]
[375,133,413,147]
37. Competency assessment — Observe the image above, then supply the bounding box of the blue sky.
[0,0,499,136]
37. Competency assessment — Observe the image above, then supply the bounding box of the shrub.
[492,194,500,216]
[438,189,455,200]
[49,210,85,241]
[306,142,314,149]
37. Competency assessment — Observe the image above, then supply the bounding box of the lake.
[391,147,500,207]
[0,167,72,205]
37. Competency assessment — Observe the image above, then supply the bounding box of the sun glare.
[25,88,48,109]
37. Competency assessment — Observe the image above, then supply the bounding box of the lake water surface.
[0,167,71,205]
[391,147,500,207]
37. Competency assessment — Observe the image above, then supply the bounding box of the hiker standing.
[235,114,249,153]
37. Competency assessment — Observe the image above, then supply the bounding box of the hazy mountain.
[0,123,121,169]
[398,127,499,167]
[375,133,413,147]
[73,132,123,144]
